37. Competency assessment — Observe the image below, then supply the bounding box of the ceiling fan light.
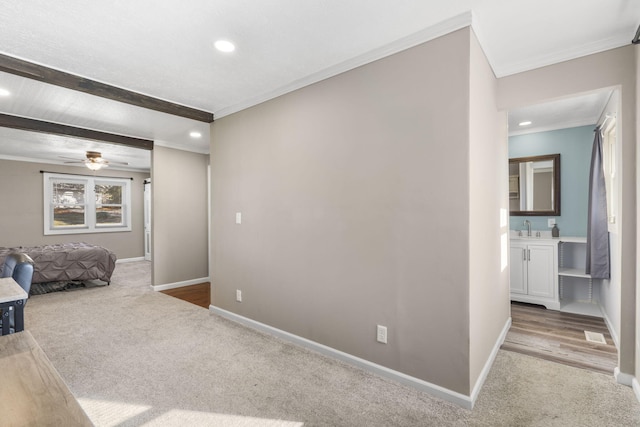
[86,162,104,171]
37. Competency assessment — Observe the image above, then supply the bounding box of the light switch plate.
[235,212,242,224]
[376,325,387,344]
[548,218,556,227]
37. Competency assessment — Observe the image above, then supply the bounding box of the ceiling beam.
[0,53,214,123]
[0,113,154,150]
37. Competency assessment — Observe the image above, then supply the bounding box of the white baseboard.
[614,367,634,386]
[469,317,512,407]
[116,257,146,264]
[599,302,619,350]
[209,305,478,409]
[633,378,640,402]
[152,277,209,292]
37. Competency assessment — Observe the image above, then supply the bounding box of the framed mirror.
[509,153,560,216]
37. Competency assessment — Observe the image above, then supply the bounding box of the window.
[44,173,131,235]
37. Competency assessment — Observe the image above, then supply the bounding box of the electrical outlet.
[236,289,242,302]
[548,218,556,227]
[376,325,388,344]
[235,212,242,224]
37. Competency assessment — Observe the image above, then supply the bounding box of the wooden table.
[0,331,93,426]
[0,277,28,335]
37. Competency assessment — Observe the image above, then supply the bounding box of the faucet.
[524,220,532,237]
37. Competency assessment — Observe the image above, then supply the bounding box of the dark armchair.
[0,253,34,333]
[1,253,35,301]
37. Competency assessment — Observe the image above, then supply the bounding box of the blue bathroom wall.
[509,125,594,237]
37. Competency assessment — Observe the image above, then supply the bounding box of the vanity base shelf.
[559,301,603,318]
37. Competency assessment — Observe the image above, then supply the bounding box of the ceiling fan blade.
[59,153,128,167]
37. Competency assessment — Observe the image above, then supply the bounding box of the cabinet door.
[527,244,555,298]
[509,245,527,294]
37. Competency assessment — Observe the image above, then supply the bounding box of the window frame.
[601,119,617,233]
[43,172,132,235]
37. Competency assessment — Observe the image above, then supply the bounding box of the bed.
[0,243,117,284]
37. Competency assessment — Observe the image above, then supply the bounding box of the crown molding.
[508,120,596,137]
[494,33,631,78]
[215,12,474,119]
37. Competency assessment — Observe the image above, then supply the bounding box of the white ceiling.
[0,1,637,171]
[508,90,613,136]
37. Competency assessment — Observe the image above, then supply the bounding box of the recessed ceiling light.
[0,88,10,97]
[518,121,532,127]
[190,131,202,138]
[214,40,235,53]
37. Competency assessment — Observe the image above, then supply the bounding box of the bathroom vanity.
[509,234,599,316]
[510,236,560,310]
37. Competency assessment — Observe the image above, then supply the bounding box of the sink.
[510,231,554,239]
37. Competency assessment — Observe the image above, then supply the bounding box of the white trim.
[614,367,634,386]
[632,378,640,403]
[116,257,146,264]
[599,301,619,350]
[210,305,479,409]
[214,12,473,119]
[494,34,630,78]
[207,164,212,286]
[508,119,598,137]
[469,317,512,407]
[152,277,209,292]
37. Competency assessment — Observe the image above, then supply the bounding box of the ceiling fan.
[60,151,128,171]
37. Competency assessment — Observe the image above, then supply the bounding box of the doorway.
[505,88,621,373]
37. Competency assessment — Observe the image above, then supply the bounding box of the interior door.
[527,244,554,298]
[509,244,527,294]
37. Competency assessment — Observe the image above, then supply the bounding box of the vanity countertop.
[509,232,586,244]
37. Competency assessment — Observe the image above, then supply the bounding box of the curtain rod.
[40,170,134,180]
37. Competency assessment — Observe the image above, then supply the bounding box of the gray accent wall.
[151,146,209,286]
[0,159,148,259]
[211,27,507,397]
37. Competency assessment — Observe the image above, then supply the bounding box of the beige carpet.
[25,261,640,426]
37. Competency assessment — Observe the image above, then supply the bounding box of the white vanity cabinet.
[509,239,560,310]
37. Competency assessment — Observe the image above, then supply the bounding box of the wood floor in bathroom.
[502,302,617,375]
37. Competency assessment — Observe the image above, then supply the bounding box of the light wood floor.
[160,282,210,309]
[502,302,617,375]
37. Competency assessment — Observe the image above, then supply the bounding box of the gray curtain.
[586,127,610,279]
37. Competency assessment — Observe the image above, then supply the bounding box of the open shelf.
[558,267,591,279]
